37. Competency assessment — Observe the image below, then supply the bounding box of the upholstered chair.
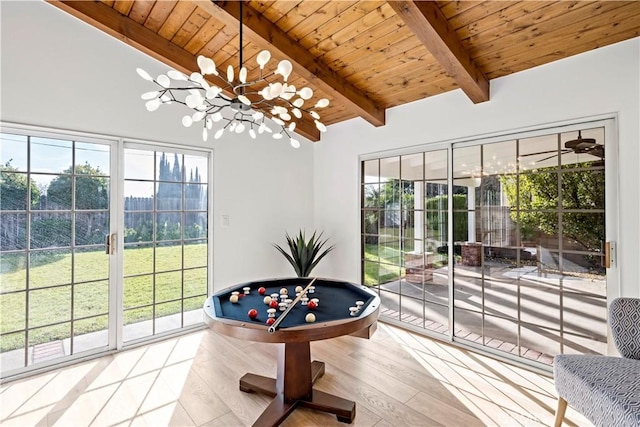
[553,297,640,427]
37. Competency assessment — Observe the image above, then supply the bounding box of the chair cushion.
[554,354,640,427]
[610,297,640,359]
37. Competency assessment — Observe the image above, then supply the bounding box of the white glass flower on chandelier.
[137,44,329,148]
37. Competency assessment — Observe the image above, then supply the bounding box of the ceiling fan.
[520,130,604,164]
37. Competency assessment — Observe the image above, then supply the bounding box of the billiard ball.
[280,288,288,295]
[307,300,317,309]
[266,318,275,326]
[305,313,316,323]
[230,295,239,303]
[263,296,272,304]
[295,285,303,293]
[269,300,278,309]
[248,308,258,319]
[258,287,266,295]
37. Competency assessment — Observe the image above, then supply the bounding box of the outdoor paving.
[378,260,607,365]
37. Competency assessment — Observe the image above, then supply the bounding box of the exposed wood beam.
[196,0,386,127]
[388,1,490,103]
[46,0,321,141]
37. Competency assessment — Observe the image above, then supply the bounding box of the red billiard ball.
[307,300,317,310]
[258,287,266,295]
[248,309,258,319]
[269,300,278,309]
[266,318,275,326]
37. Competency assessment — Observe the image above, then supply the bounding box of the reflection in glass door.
[1,131,113,375]
[361,123,612,367]
[123,147,209,343]
[361,149,450,333]
[452,127,608,364]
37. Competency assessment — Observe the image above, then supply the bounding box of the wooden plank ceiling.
[48,1,640,142]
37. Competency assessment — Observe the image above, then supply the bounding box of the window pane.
[124,181,155,208]
[124,212,154,243]
[30,138,72,174]
[30,250,71,288]
[184,268,207,297]
[156,213,181,241]
[156,271,182,303]
[73,315,108,353]
[0,213,26,250]
[33,174,71,210]
[124,244,153,276]
[75,142,109,175]
[1,292,26,333]
[453,145,480,178]
[157,153,182,182]
[75,247,109,283]
[401,153,423,181]
[363,159,379,183]
[185,212,207,239]
[1,172,30,210]
[75,212,109,247]
[156,182,182,210]
[124,275,153,309]
[74,281,109,318]
[184,184,207,210]
[1,133,28,171]
[29,286,71,327]
[156,243,182,272]
[124,149,154,180]
[29,323,71,365]
[184,154,208,184]
[1,253,27,292]
[184,241,207,268]
[31,212,72,249]
[561,170,604,209]
[76,176,109,210]
[562,213,604,253]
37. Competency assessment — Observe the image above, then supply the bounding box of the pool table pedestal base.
[239,341,355,426]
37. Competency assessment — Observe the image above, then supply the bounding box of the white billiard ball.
[263,296,272,304]
[305,313,316,323]
[230,294,239,303]
[280,288,288,295]
[295,285,303,293]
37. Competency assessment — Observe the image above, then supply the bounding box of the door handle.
[105,233,116,255]
[602,241,615,268]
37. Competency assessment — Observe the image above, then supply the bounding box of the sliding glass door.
[361,120,616,367]
[1,131,115,373]
[122,146,209,343]
[1,128,212,378]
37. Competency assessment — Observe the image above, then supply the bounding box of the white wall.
[313,37,640,299]
[0,1,315,289]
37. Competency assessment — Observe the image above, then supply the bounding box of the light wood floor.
[1,323,592,426]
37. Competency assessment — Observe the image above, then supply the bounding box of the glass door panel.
[123,147,209,343]
[1,132,113,375]
[451,126,607,363]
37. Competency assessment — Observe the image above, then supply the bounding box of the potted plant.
[273,230,335,277]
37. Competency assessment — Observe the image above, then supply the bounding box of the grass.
[0,243,207,352]
[363,227,447,286]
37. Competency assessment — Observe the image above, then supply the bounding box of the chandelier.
[136,1,329,148]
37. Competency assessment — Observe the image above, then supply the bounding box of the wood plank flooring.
[0,323,593,426]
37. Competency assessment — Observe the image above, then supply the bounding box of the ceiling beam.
[388,1,490,103]
[196,0,386,127]
[46,0,321,141]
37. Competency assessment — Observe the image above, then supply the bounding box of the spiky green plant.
[273,230,335,277]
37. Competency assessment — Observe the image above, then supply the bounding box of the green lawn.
[0,243,207,352]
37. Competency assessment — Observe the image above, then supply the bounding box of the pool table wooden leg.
[239,342,356,426]
[301,389,356,423]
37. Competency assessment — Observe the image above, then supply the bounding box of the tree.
[47,163,109,245]
[500,165,604,252]
[1,161,39,210]
[47,163,108,209]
